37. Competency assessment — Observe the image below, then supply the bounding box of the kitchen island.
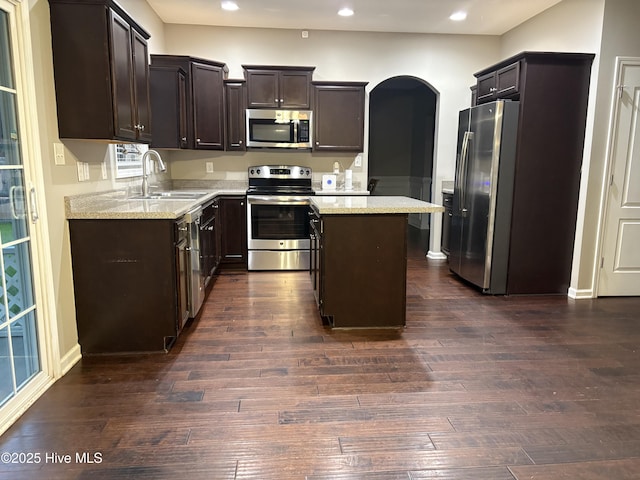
[309,195,444,328]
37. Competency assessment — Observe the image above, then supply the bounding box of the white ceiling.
[145,0,564,36]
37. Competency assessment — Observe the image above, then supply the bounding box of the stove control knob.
[250,169,254,175]
[256,168,261,175]
[306,169,311,176]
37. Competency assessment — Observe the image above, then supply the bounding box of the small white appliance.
[322,174,337,190]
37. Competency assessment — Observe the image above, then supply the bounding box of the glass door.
[0,5,40,407]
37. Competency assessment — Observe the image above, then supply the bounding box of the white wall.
[572,0,640,295]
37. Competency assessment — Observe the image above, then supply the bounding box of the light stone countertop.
[313,188,370,196]
[65,182,247,220]
[310,195,444,215]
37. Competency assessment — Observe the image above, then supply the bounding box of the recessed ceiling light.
[449,11,467,21]
[338,7,354,17]
[221,1,239,11]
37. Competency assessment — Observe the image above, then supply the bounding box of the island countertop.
[310,195,444,215]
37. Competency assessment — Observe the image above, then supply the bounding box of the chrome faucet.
[141,149,167,197]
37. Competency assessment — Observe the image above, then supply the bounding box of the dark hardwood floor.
[2,227,640,479]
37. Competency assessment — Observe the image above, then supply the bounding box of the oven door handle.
[247,196,310,206]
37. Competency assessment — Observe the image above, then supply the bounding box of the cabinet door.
[246,70,279,108]
[109,10,136,141]
[476,62,520,104]
[225,81,247,151]
[280,71,312,108]
[313,84,366,151]
[476,71,496,104]
[218,196,247,266]
[201,202,219,284]
[150,66,187,149]
[178,73,188,148]
[192,63,225,149]
[132,29,152,142]
[495,62,520,98]
[441,193,453,256]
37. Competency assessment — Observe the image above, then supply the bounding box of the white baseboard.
[568,287,595,299]
[427,251,447,260]
[59,343,82,376]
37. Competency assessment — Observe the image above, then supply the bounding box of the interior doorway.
[368,77,437,239]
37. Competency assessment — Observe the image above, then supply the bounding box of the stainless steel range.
[246,165,313,270]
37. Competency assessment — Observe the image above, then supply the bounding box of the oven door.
[247,196,310,249]
[247,195,311,270]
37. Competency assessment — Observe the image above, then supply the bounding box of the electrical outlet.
[53,142,65,165]
[354,153,362,167]
[206,162,214,173]
[101,162,108,180]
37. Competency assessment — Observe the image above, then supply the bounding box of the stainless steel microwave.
[246,109,312,149]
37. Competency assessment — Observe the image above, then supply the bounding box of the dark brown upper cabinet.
[312,82,367,152]
[149,65,188,149]
[150,55,228,150]
[475,61,521,104]
[224,80,247,151]
[48,0,152,143]
[243,66,315,109]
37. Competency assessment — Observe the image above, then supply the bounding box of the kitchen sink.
[131,191,209,200]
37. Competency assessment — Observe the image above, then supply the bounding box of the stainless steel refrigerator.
[449,100,519,294]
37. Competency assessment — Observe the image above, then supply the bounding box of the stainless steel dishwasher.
[175,215,190,330]
[184,206,204,318]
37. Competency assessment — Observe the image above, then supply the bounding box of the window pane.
[0,168,28,243]
[0,11,14,89]
[1,242,34,322]
[11,312,39,389]
[0,90,21,166]
[0,327,13,406]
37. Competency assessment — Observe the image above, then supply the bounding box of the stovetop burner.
[247,165,313,195]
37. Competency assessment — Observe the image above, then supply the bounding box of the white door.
[598,58,640,296]
[0,0,59,435]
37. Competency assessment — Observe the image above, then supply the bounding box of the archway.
[368,77,437,246]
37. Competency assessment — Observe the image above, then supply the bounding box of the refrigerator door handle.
[459,131,473,214]
[456,131,470,208]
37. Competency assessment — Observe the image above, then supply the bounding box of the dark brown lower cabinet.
[218,196,247,268]
[311,210,408,328]
[441,192,453,257]
[68,219,180,354]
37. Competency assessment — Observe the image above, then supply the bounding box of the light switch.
[76,161,85,182]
